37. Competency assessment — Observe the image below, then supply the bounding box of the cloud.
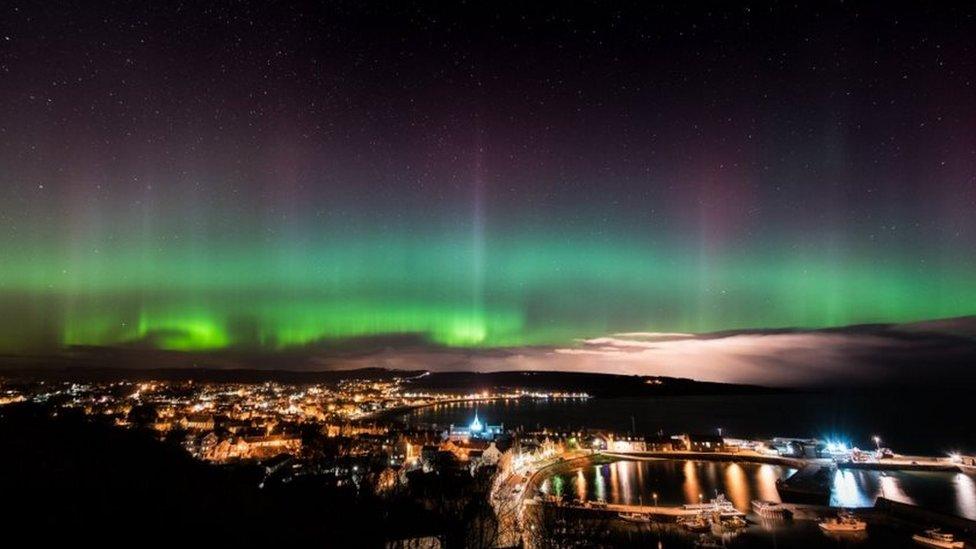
[5,317,975,388]
[326,317,976,387]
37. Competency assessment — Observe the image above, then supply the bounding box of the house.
[644,435,679,452]
[180,413,215,431]
[441,439,489,462]
[610,436,646,452]
[680,434,725,452]
[480,441,502,467]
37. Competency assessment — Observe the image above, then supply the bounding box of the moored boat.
[751,500,792,519]
[693,534,723,548]
[912,529,964,548]
[818,511,867,533]
[722,515,748,530]
[685,493,737,513]
[617,512,652,523]
[680,513,711,533]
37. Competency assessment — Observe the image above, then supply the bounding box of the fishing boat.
[912,529,964,548]
[685,493,737,513]
[818,511,867,533]
[617,512,652,523]
[680,513,711,533]
[722,515,748,530]
[751,500,792,519]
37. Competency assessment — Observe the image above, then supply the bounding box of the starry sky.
[1,1,975,353]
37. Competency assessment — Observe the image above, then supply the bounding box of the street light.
[652,492,658,508]
[873,435,881,451]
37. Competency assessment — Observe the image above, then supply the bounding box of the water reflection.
[541,460,975,520]
[832,469,875,508]
[878,472,914,504]
[725,463,750,511]
[682,460,700,504]
[616,459,630,504]
[954,473,976,520]
[594,464,607,501]
[544,459,789,511]
[830,469,974,519]
[756,464,782,503]
[575,469,587,501]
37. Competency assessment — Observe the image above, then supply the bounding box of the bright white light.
[826,441,849,454]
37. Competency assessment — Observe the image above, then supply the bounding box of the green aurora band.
[2,233,975,352]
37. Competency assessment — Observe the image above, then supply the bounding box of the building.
[479,441,502,467]
[202,434,302,462]
[680,434,726,452]
[770,438,826,458]
[445,412,503,441]
[180,413,215,431]
[610,436,646,452]
[644,435,679,452]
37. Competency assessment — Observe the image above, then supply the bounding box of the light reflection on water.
[541,460,792,511]
[540,460,976,520]
[830,469,976,519]
[725,462,750,511]
[412,398,976,520]
[955,473,976,520]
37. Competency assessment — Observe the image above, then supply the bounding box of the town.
[3,371,974,547]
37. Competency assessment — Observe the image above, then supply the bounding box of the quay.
[493,443,976,546]
[528,497,836,522]
[603,449,968,473]
[838,458,959,472]
[601,450,807,468]
[525,498,705,519]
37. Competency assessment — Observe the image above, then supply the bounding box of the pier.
[525,498,705,520]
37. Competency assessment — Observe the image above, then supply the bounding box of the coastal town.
[2,372,974,547]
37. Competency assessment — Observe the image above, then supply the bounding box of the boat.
[693,534,723,548]
[751,500,792,519]
[685,493,737,513]
[680,513,711,533]
[617,512,652,523]
[912,529,964,548]
[777,465,832,505]
[818,511,867,533]
[722,515,748,530]
[708,512,748,536]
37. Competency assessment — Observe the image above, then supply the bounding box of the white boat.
[912,529,964,548]
[818,511,867,533]
[751,500,792,519]
[685,493,735,511]
[617,512,652,523]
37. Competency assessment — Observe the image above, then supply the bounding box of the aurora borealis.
[1,2,975,353]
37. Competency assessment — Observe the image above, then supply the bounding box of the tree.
[523,501,614,549]
[126,403,158,429]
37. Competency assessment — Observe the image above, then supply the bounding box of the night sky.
[1,2,975,352]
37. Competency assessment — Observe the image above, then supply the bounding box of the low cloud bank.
[311,317,976,387]
[5,317,975,387]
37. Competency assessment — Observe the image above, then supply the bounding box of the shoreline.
[360,393,589,422]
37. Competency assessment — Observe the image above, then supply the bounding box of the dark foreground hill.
[0,403,432,546]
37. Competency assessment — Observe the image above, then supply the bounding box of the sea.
[403,390,976,529]
[403,388,975,455]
